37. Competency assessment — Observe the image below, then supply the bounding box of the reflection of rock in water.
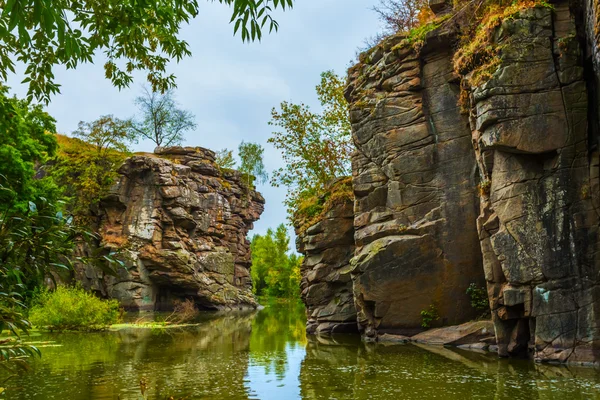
[300,336,600,400]
[23,311,257,400]
[111,311,256,398]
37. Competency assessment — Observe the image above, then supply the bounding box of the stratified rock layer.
[77,146,264,311]
[466,5,600,363]
[345,32,485,338]
[296,196,357,335]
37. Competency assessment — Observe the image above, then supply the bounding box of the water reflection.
[6,302,600,399]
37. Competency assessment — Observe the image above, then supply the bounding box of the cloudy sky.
[8,0,382,240]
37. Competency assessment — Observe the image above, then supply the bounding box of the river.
[7,302,600,399]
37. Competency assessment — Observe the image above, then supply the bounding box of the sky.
[7,0,382,241]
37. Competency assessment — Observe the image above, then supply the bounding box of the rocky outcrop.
[465,5,600,363]
[77,146,264,311]
[295,185,357,335]
[345,28,485,338]
[333,0,600,364]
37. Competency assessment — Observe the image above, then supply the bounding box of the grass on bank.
[29,286,121,332]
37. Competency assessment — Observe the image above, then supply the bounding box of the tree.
[373,0,433,34]
[0,0,294,103]
[250,224,301,298]
[129,88,197,148]
[51,116,132,221]
[268,71,353,215]
[238,141,268,188]
[0,85,58,209]
[73,115,135,156]
[215,148,236,169]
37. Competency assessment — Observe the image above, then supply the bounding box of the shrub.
[466,283,490,312]
[30,286,121,331]
[420,304,439,328]
[166,299,199,324]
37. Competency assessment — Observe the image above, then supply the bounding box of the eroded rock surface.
[77,146,264,311]
[296,194,357,335]
[345,32,485,338]
[466,5,600,363]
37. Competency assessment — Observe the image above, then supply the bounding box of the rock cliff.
[464,4,600,363]
[345,27,485,338]
[77,146,264,311]
[295,187,357,335]
[297,0,600,364]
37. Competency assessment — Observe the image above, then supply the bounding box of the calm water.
[6,302,600,399]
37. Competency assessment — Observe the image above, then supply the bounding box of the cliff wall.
[345,31,485,338]
[295,190,357,335]
[297,0,600,364]
[76,146,264,311]
[464,4,600,363]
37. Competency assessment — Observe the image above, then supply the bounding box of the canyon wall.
[345,31,485,339]
[295,193,357,335]
[76,146,264,311]
[297,0,600,364]
[465,4,600,363]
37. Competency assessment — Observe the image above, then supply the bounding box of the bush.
[30,286,121,331]
[420,304,439,329]
[466,283,490,313]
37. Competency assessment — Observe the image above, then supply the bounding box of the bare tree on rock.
[130,87,197,148]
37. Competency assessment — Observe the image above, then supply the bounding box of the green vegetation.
[239,141,268,188]
[466,283,490,314]
[420,304,440,329]
[50,118,132,222]
[0,0,294,103]
[215,148,237,170]
[251,224,302,299]
[0,85,58,209]
[30,286,121,331]
[129,87,197,148]
[294,176,353,234]
[269,71,353,220]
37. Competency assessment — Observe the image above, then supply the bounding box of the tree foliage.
[0,85,58,209]
[238,141,268,188]
[215,148,236,169]
[0,187,122,373]
[129,87,196,148]
[50,118,131,221]
[373,0,433,34]
[268,71,352,217]
[0,0,294,103]
[251,224,301,298]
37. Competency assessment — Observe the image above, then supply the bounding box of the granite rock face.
[333,0,600,364]
[77,146,264,311]
[465,5,600,363]
[345,32,486,338]
[296,195,357,335]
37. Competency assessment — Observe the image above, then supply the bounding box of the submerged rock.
[77,146,264,311]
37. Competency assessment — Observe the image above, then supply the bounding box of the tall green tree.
[268,71,353,215]
[238,141,268,188]
[0,85,58,209]
[129,87,197,148]
[251,224,301,298]
[0,0,294,103]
